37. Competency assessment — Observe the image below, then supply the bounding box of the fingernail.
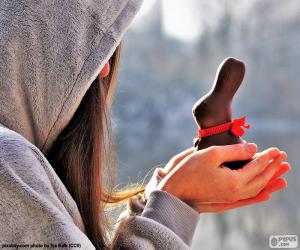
[280,151,287,159]
[272,147,280,155]
[246,143,257,153]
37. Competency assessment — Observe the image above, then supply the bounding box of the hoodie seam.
[41,0,133,152]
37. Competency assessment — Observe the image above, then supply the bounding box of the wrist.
[157,177,197,209]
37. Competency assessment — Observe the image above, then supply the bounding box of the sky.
[132,0,204,42]
[131,0,265,43]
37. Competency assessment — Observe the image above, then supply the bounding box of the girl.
[0,0,290,249]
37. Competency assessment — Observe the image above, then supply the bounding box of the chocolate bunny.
[192,58,251,169]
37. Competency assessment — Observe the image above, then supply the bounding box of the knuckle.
[256,155,268,166]
[208,146,219,156]
[238,143,248,153]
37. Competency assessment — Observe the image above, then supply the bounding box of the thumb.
[205,143,257,165]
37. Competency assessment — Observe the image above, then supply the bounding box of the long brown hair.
[46,44,144,249]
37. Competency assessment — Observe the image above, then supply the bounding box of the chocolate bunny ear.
[211,57,246,100]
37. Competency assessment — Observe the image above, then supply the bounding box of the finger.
[270,162,291,182]
[236,147,281,183]
[164,147,194,173]
[173,147,195,162]
[200,143,258,166]
[264,178,287,193]
[243,152,287,197]
[220,192,270,212]
[195,176,287,213]
[194,192,270,213]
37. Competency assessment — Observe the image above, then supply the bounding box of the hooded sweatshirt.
[0,0,199,249]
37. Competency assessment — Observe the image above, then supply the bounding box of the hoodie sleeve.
[111,169,200,250]
[0,131,96,249]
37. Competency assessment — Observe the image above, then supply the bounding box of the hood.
[0,0,142,155]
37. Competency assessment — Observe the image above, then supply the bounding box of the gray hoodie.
[0,0,199,249]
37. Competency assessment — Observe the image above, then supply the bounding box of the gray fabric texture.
[141,190,200,247]
[0,0,200,249]
[114,190,200,249]
[0,0,142,155]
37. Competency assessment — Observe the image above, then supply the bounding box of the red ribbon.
[198,116,251,138]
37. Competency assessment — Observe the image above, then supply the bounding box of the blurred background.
[111,0,300,249]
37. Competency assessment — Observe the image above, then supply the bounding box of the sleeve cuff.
[141,190,200,246]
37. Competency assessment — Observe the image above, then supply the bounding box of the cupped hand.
[193,161,290,213]
[155,143,289,212]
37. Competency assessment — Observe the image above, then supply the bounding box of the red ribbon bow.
[198,116,251,138]
[230,116,251,137]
